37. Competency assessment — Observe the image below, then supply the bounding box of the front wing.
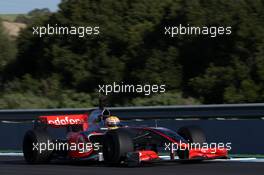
[125,148,228,166]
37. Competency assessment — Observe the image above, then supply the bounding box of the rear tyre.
[23,130,53,164]
[103,129,134,164]
[177,126,206,159]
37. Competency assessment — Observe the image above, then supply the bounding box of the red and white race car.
[23,109,228,166]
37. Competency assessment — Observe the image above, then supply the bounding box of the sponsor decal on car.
[40,114,87,125]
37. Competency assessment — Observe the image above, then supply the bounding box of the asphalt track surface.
[0,156,263,175]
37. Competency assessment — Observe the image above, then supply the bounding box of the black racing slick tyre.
[177,126,206,160]
[103,129,134,164]
[177,125,206,144]
[23,129,53,164]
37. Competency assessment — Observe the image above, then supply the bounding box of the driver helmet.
[105,116,120,129]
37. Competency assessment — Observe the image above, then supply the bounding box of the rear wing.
[38,114,88,130]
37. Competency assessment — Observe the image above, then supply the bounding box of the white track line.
[159,156,264,162]
[209,158,264,163]
[0,153,23,156]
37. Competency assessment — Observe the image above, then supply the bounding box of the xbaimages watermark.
[164,141,232,153]
[32,140,100,153]
[98,82,166,96]
[32,24,100,37]
[164,24,232,38]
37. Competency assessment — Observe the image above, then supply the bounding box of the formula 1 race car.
[22,108,228,166]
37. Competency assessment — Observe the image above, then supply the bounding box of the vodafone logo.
[47,116,83,125]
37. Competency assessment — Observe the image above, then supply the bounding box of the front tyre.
[103,129,134,164]
[177,125,206,144]
[177,126,206,159]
